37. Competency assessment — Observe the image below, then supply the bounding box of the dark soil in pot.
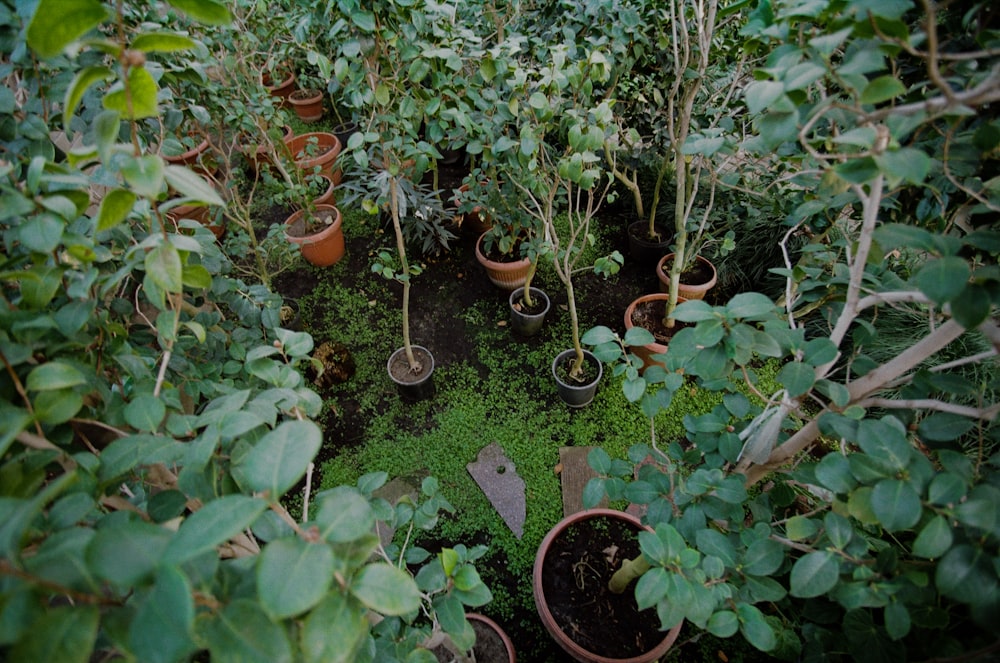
[540,515,664,659]
[552,351,599,385]
[431,617,512,663]
[660,256,715,287]
[629,298,693,344]
[285,207,338,237]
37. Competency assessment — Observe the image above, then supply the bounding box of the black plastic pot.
[387,345,435,401]
[551,349,602,408]
[627,220,672,269]
[509,287,550,337]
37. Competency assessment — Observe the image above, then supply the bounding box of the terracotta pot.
[656,253,717,300]
[533,509,683,663]
[475,232,531,291]
[310,174,336,207]
[466,613,517,663]
[551,349,602,408]
[264,71,297,108]
[623,293,687,373]
[509,287,550,337]
[246,125,295,173]
[626,220,672,269]
[284,132,342,185]
[387,345,435,401]
[283,204,345,267]
[288,88,324,123]
[454,183,492,235]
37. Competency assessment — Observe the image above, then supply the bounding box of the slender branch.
[856,397,1000,420]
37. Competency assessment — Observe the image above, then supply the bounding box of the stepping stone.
[468,442,526,538]
[558,446,607,517]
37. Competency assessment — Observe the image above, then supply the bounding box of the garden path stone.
[559,446,607,516]
[467,442,525,538]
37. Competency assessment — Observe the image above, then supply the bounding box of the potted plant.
[577,0,1000,657]
[287,69,325,124]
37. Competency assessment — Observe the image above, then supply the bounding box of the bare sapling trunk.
[389,176,420,373]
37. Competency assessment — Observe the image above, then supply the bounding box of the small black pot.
[551,349,602,408]
[387,345,435,401]
[509,287,550,337]
[332,121,359,150]
[627,220,672,269]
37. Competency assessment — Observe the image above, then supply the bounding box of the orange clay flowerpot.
[283,204,344,267]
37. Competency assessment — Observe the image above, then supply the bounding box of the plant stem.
[389,176,419,371]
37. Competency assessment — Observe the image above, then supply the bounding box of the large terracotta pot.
[475,232,531,291]
[656,253,717,300]
[264,70,297,108]
[623,293,687,373]
[533,509,683,662]
[288,88,324,123]
[284,132,342,185]
[283,204,345,267]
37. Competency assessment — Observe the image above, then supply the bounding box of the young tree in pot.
[582,0,1000,658]
[502,47,623,404]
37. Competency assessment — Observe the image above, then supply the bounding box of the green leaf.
[726,292,776,320]
[300,593,368,663]
[951,283,992,328]
[738,602,777,652]
[161,495,267,565]
[912,515,952,559]
[954,485,1000,536]
[124,394,166,432]
[777,361,814,397]
[7,605,99,663]
[833,157,880,184]
[131,32,197,53]
[875,147,932,186]
[166,0,232,25]
[257,538,334,619]
[815,453,856,494]
[785,515,819,541]
[914,257,970,304]
[744,80,785,115]
[935,544,998,603]
[233,420,321,499]
[707,610,739,637]
[742,538,784,576]
[128,566,195,663]
[103,67,159,119]
[789,551,839,598]
[27,0,110,58]
[64,65,114,130]
[352,563,422,615]
[96,189,137,231]
[164,165,225,205]
[199,600,293,663]
[824,512,854,549]
[871,479,922,532]
[313,486,375,543]
[26,361,87,391]
[19,214,63,254]
[884,601,910,641]
[86,520,172,587]
[918,413,975,442]
[146,243,183,294]
[581,325,616,345]
[860,75,906,104]
[121,154,165,198]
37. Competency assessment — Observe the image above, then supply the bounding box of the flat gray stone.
[468,442,526,538]
[372,477,419,547]
[559,446,607,516]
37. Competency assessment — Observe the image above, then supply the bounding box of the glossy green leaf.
[26,361,87,391]
[707,610,739,637]
[914,257,970,304]
[875,147,932,186]
[103,67,159,119]
[815,453,856,494]
[742,538,783,576]
[912,515,952,559]
[954,485,1000,536]
[860,75,906,104]
[199,600,293,663]
[257,537,334,619]
[935,544,998,603]
[161,495,266,565]
[86,520,172,587]
[313,486,375,543]
[824,512,854,549]
[737,602,777,652]
[695,529,737,567]
[128,566,195,663]
[19,214,63,254]
[96,189,137,231]
[777,361,814,397]
[918,413,976,443]
[581,325,616,345]
[166,0,232,25]
[121,154,165,198]
[833,157,879,184]
[26,0,110,58]
[951,283,992,328]
[232,420,321,499]
[131,32,197,53]
[871,479,922,532]
[64,65,113,130]
[7,605,99,663]
[884,601,910,641]
[789,551,839,598]
[146,243,183,294]
[785,515,818,541]
[744,80,785,114]
[300,592,368,663]
[123,394,166,432]
[352,563,422,615]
